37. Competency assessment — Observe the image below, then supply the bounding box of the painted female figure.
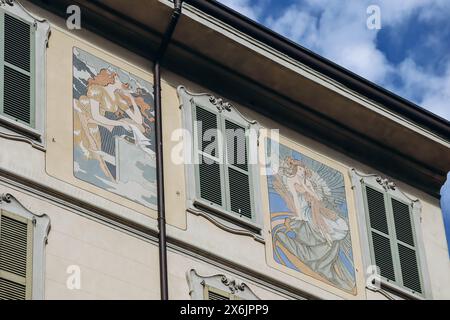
[271,155,355,292]
[74,68,154,181]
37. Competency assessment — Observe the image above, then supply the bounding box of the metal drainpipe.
[153,0,183,300]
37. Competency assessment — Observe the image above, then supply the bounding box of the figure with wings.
[269,154,356,293]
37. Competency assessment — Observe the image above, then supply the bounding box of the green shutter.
[365,186,396,282]
[392,199,415,246]
[391,198,423,294]
[0,210,33,300]
[364,184,424,296]
[195,106,223,207]
[193,103,255,222]
[0,11,35,127]
[224,120,252,220]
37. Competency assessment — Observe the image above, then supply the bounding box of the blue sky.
[218,0,450,121]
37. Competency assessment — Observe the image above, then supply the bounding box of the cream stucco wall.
[160,68,450,299]
[1,0,447,300]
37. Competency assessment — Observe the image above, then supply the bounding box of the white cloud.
[217,0,450,119]
[394,59,450,119]
[265,1,391,83]
[259,1,450,120]
[266,6,319,46]
[219,0,264,20]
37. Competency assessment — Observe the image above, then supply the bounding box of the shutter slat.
[228,167,252,219]
[196,106,218,157]
[0,278,26,300]
[199,158,223,206]
[366,186,389,234]
[208,290,230,300]
[196,106,223,206]
[3,65,31,124]
[0,215,29,278]
[398,244,422,293]
[366,186,396,281]
[4,14,31,72]
[372,232,396,282]
[2,13,32,125]
[225,121,252,219]
[225,120,248,171]
[392,199,415,246]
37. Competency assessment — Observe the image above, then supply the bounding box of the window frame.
[178,86,263,236]
[0,193,50,300]
[350,169,432,299]
[0,0,50,145]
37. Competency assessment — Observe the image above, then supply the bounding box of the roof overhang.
[27,0,450,198]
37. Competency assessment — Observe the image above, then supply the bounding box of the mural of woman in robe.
[266,141,356,293]
[73,47,157,208]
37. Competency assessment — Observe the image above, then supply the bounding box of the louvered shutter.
[204,286,234,300]
[0,210,33,300]
[364,184,424,296]
[225,120,252,219]
[0,12,35,127]
[391,199,422,294]
[365,186,396,282]
[195,106,223,207]
[193,101,256,223]
[207,290,230,300]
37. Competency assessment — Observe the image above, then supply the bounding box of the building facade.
[0,0,449,300]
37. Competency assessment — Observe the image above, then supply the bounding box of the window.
[187,269,260,300]
[0,1,49,142]
[0,193,50,300]
[351,169,431,299]
[178,86,262,235]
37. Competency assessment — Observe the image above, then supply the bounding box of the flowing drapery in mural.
[266,140,356,293]
[73,47,157,208]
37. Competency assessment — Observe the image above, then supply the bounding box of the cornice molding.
[0,129,45,151]
[0,168,310,300]
[187,206,265,243]
[25,0,447,198]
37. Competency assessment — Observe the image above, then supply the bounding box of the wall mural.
[266,139,356,294]
[72,47,157,208]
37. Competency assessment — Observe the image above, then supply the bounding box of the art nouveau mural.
[72,47,157,208]
[265,139,356,293]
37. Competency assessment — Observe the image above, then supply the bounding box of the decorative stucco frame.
[350,168,432,299]
[0,0,50,148]
[177,86,264,242]
[259,133,366,299]
[186,269,260,300]
[0,193,51,300]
